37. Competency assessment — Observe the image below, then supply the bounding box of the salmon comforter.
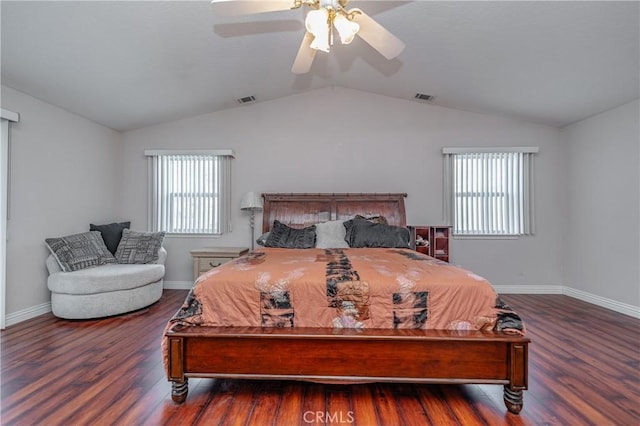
[165,248,524,333]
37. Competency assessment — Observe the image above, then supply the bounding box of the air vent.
[414,93,435,102]
[237,95,256,104]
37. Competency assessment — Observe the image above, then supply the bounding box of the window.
[145,150,234,235]
[443,147,538,236]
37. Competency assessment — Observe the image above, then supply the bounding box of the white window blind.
[1,108,19,330]
[145,150,234,235]
[443,147,537,236]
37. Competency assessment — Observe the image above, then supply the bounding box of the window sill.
[164,233,223,239]
[453,234,519,240]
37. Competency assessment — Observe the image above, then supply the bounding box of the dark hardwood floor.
[1,290,639,425]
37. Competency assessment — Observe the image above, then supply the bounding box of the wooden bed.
[165,193,529,414]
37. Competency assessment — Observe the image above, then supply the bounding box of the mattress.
[166,247,524,333]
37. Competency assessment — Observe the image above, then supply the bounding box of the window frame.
[442,147,538,237]
[145,150,234,236]
[1,108,19,330]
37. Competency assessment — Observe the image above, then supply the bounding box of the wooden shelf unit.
[409,226,451,262]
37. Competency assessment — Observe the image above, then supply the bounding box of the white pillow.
[315,220,349,249]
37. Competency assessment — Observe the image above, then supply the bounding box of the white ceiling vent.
[237,95,256,104]
[414,93,435,102]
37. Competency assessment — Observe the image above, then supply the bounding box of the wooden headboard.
[261,193,407,232]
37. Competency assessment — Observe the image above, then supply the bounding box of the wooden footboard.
[166,326,529,414]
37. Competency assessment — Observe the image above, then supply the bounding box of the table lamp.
[240,192,263,250]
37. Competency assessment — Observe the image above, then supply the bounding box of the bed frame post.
[504,341,528,414]
[168,336,188,403]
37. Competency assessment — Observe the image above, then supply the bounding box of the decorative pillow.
[355,214,389,225]
[344,218,410,248]
[256,232,270,247]
[89,221,131,255]
[315,220,349,249]
[114,229,165,264]
[265,220,316,249]
[45,231,116,272]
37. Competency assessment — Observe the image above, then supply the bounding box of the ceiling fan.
[210,0,406,74]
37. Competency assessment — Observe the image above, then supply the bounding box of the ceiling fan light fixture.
[306,9,331,52]
[210,0,404,74]
[333,13,359,45]
[319,0,341,10]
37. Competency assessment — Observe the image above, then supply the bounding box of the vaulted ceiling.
[2,1,638,132]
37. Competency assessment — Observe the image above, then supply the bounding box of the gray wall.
[4,83,636,318]
[562,99,640,306]
[121,87,565,288]
[2,85,123,316]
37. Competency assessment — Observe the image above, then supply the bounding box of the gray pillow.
[344,218,410,248]
[114,229,165,264]
[256,232,270,247]
[90,221,130,255]
[265,220,316,249]
[355,214,389,225]
[45,231,116,272]
[315,220,349,249]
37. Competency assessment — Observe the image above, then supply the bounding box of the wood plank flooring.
[1,291,639,425]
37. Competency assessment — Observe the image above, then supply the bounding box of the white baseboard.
[496,284,640,319]
[563,287,640,319]
[163,281,193,290]
[493,284,563,294]
[5,302,51,327]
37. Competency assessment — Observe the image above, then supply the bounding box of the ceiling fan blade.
[351,9,405,60]
[211,0,296,16]
[292,32,317,74]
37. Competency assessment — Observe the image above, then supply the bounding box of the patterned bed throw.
[168,248,524,334]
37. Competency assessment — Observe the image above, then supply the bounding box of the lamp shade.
[240,192,263,211]
[334,14,359,45]
[306,9,330,52]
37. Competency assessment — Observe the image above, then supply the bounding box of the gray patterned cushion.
[114,229,165,264]
[45,231,116,272]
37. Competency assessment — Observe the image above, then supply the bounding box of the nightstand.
[190,247,249,281]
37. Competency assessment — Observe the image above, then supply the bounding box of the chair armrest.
[155,247,167,265]
[46,255,63,275]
